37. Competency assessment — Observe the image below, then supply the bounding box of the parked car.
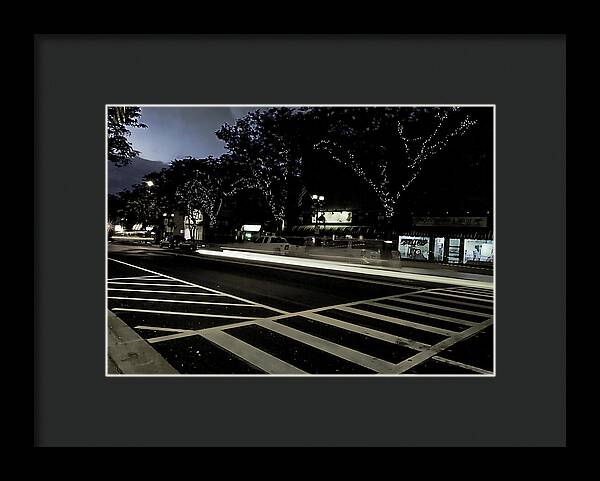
[252,236,291,253]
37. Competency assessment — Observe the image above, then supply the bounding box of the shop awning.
[287,225,377,236]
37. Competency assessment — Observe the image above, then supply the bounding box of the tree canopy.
[107,106,147,167]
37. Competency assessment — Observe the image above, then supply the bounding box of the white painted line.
[147,287,443,345]
[112,308,260,320]
[107,281,190,287]
[200,330,306,374]
[386,318,494,374]
[109,258,288,314]
[108,297,256,306]
[301,312,430,351]
[432,356,493,375]
[338,306,458,337]
[261,320,395,373]
[411,294,494,311]
[365,301,478,327]
[135,325,191,333]
[449,289,494,299]
[426,291,494,303]
[108,288,225,296]
[384,298,491,318]
[108,276,164,281]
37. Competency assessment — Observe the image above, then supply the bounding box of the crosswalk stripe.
[448,288,494,299]
[108,276,163,281]
[386,318,494,374]
[432,356,493,375]
[261,320,395,373]
[365,301,478,327]
[107,281,190,287]
[426,291,493,303]
[338,306,458,336]
[135,325,190,333]
[108,288,225,296]
[411,294,494,311]
[451,286,493,293]
[302,312,430,351]
[200,330,306,374]
[385,298,491,318]
[112,308,259,320]
[108,297,255,306]
[109,258,289,315]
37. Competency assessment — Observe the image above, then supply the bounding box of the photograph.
[106,104,495,376]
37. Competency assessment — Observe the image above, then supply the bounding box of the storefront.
[397,232,493,265]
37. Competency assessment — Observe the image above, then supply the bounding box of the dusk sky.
[128,106,258,163]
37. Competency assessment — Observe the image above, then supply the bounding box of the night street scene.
[106,105,494,376]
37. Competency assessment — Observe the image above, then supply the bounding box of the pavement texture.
[107,308,178,374]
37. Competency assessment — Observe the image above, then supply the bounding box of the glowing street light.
[312,194,326,239]
[145,180,154,187]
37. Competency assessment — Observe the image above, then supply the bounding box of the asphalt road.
[107,243,494,375]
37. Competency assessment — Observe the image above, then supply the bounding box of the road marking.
[450,286,494,294]
[411,294,494,311]
[365,301,478,327]
[261,319,394,373]
[432,356,493,375]
[385,318,493,374]
[338,305,459,336]
[199,330,306,374]
[146,287,444,344]
[448,287,494,298]
[382,298,491,318]
[107,281,191,287]
[425,290,494,303]
[301,312,430,351]
[112,308,261,320]
[135,325,191,333]
[109,258,287,314]
[108,276,164,281]
[108,297,255,306]
[108,288,225,296]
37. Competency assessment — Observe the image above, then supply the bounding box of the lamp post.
[311,194,325,243]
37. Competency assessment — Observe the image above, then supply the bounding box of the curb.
[107,309,178,375]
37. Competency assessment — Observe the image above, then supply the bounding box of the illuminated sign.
[311,211,352,224]
[242,224,261,232]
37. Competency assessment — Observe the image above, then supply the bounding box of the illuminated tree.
[216,108,306,232]
[170,156,249,239]
[107,106,147,166]
[311,107,477,221]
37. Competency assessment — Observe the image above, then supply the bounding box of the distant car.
[252,236,290,253]
[160,234,185,249]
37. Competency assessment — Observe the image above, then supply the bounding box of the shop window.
[463,239,494,264]
[448,238,461,264]
[434,237,445,262]
[398,236,430,261]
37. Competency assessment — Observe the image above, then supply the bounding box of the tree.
[170,156,249,240]
[107,106,147,166]
[310,107,477,225]
[216,108,306,232]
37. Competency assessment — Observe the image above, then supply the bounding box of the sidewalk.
[107,309,178,375]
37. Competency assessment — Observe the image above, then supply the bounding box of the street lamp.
[145,180,154,187]
[311,194,325,241]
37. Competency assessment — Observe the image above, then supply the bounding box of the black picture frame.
[34,34,566,447]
